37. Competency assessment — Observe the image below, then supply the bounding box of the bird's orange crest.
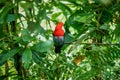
[53,22,64,36]
[55,22,64,30]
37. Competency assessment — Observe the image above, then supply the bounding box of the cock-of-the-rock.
[53,22,65,53]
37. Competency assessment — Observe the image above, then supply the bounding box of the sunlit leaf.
[52,12,61,20]
[0,48,20,66]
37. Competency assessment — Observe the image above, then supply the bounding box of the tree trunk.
[9,1,24,80]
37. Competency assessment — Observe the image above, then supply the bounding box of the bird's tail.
[55,46,62,53]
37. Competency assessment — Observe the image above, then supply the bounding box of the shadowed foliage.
[0,0,120,80]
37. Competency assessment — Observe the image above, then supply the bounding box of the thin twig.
[65,40,120,46]
[0,35,14,41]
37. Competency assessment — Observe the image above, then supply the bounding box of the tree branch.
[65,41,120,46]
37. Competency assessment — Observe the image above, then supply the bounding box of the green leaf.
[113,23,120,38]
[27,21,36,31]
[32,51,46,64]
[37,24,45,34]
[20,2,32,18]
[64,33,75,43]
[100,24,109,30]
[22,48,32,68]
[32,40,53,52]
[32,51,41,64]
[21,29,31,42]
[0,3,14,23]
[52,12,61,21]
[28,22,45,34]
[79,28,95,42]
[74,13,94,23]
[0,48,20,66]
[56,2,72,17]
[6,14,15,22]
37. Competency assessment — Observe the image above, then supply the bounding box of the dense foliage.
[0,0,120,80]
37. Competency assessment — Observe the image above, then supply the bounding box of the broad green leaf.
[67,20,86,34]
[32,51,41,64]
[22,47,32,68]
[100,24,109,30]
[74,13,94,23]
[79,28,95,42]
[0,3,14,23]
[21,29,31,42]
[32,40,53,52]
[52,12,61,21]
[28,21,45,34]
[32,51,46,64]
[37,24,45,34]
[27,21,36,31]
[6,14,15,22]
[64,33,75,43]
[0,48,20,66]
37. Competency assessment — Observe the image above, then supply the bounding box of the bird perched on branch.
[53,22,65,53]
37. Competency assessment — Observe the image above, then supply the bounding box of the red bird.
[53,22,65,53]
